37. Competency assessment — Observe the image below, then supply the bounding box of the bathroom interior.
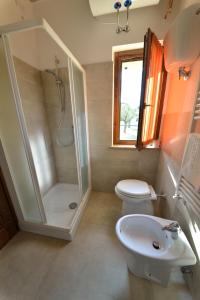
[0,0,199,299]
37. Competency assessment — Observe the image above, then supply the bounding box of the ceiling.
[89,0,160,16]
[32,0,180,64]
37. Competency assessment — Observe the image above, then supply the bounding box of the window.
[113,29,167,149]
[113,49,143,145]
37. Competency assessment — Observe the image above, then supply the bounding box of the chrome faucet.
[162,222,181,239]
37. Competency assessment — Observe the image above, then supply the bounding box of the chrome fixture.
[45,66,65,112]
[46,57,65,112]
[114,0,132,33]
[69,202,78,209]
[162,221,181,240]
[152,240,161,250]
[179,66,191,80]
[173,192,187,204]
[45,57,74,147]
[173,193,183,200]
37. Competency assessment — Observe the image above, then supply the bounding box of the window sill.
[110,140,160,150]
[110,145,136,150]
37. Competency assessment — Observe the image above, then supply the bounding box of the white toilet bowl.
[116,214,196,286]
[115,179,157,215]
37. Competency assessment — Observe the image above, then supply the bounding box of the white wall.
[0,0,34,25]
[33,0,182,64]
[85,62,160,192]
[156,52,200,300]
[180,0,200,9]
[0,0,41,69]
[0,0,183,67]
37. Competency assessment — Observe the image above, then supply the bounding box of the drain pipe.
[181,266,194,276]
[154,194,166,216]
[156,194,166,198]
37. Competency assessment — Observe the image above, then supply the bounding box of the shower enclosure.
[0,19,91,240]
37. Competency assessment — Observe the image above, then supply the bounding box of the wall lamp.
[179,67,191,81]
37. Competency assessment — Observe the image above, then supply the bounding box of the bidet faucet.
[162,222,181,239]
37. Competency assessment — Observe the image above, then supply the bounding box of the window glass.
[119,60,143,141]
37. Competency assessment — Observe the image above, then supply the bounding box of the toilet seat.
[115,185,156,200]
[115,180,157,201]
[116,179,150,197]
[115,187,151,199]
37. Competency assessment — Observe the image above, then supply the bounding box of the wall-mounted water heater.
[164,3,200,77]
[88,0,160,17]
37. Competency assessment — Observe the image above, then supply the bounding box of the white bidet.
[116,214,196,286]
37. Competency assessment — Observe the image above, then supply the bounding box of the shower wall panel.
[42,68,78,184]
[14,57,57,196]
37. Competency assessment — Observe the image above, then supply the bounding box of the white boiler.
[164,3,200,73]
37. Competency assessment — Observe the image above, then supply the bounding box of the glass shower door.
[0,18,91,239]
[7,26,80,229]
[71,62,89,196]
[0,37,45,223]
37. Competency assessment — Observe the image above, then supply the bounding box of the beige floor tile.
[0,192,192,300]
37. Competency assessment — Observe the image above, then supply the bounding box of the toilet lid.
[116,180,151,197]
[116,188,151,199]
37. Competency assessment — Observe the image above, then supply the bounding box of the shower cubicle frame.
[0,18,91,240]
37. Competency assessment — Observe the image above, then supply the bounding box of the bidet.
[116,214,196,286]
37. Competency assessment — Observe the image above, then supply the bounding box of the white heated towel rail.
[178,176,200,217]
[177,133,200,217]
[193,81,200,120]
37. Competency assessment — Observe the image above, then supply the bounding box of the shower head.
[45,69,66,112]
[45,69,57,78]
[45,69,63,85]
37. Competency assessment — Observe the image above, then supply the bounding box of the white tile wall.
[14,57,57,196]
[84,62,160,192]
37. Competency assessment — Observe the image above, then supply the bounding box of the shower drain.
[69,202,78,209]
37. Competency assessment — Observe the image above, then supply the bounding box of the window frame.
[113,49,144,146]
[136,29,167,149]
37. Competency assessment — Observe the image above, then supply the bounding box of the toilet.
[115,179,157,215]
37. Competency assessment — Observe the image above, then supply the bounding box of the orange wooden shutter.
[137,29,166,149]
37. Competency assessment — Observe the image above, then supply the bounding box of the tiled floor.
[0,192,192,300]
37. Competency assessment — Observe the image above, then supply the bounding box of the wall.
[180,0,200,9]
[159,61,200,168]
[84,62,160,192]
[0,0,183,66]
[14,57,57,196]
[14,57,78,190]
[30,0,182,193]
[156,56,200,300]
[0,0,34,25]
[41,68,78,184]
[33,0,181,65]
[157,56,200,215]
[0,0,73,71]
[0,0,78,190]
[0,0,41,70]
